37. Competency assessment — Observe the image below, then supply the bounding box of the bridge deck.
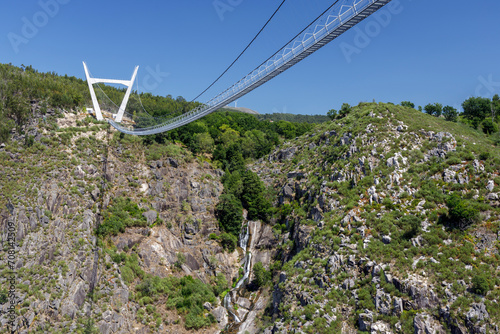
[109,0,393,135]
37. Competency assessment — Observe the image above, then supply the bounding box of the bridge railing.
[110,0,389,135]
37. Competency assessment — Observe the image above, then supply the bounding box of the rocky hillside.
[0,105,279,334]
[1,99,499,334]
[251,102,500,333]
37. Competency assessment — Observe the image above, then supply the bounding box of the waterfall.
[239,224,249,253]
[224,292,241,323]
[235,252,252,290]
[224,223,252,325]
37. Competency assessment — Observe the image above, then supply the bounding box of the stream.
[222,223,254,332]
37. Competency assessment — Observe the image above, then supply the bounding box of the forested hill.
[0,63,202,141]
[0,63,329,145]
[257,112,330,124]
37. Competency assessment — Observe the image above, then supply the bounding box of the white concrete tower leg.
[82,62,104,121]
[115,66,139,123]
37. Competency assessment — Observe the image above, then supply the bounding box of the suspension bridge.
[84,0,392,136]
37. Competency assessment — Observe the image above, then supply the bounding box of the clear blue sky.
[1,0,500,115]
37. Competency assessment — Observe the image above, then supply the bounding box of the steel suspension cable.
[260,0,342,69]
[190,0,288,103]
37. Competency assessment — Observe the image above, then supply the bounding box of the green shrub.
[216,194,243,236]
[212,273,228,296]
[482,118,498,135]
[97,197,147,238]
[119,253,144,285]
[400,215,421,240]
[471,274,491,295]
[252,262,271,289]
[162,275,217,329]
[0,289,7,304]
[479,151,490,160]
[121,266,135,284]
[219,233,237,252]
[446,193,480,230]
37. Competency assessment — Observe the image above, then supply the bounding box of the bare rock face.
[269,146,297,162]
[327,254,344,273]
[112,231,146,251]
[375,289,392,315]
[359,312,373,332]
[238,295,268,334]
[211,306,228,330]
[142,210,157,225]
[466,303,489,331]
[292,224,313,254]
[414,313,446,334]
[371,321,392,333]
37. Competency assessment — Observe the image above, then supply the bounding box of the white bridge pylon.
[82,61,138,123]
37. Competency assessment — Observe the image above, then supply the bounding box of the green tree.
[241,171,271,222]
[225,143,245,173]
[219,232,238,252]
[252,262,271,288]
[462,97,491,123]
[216,193,243,236]
[446,193,480,230]
[193,132,214,154]
[276,120,296,139]
[222,170,244,198]
[241,129,270,159]
[442,105,458,122]
[0,108,15,143]
[339,103,352,118]
[6,94,29,128]
[471,274,491,295]
[327,109,338,120]
[482,118,498,135]
[492,94,500,120]
[400,101,415,108]
[217,124,240,148]
[424,103,443,117]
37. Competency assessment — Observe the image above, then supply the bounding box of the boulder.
[283,185,294,199]
[90,187,100,202]
[371,321,392,333]
[393,297,403,316]
[211,306,228,329]
[375,289,392,315]
[443,169,457,183]
[466,303,489,323]
[414,313,445,334]
[142,210,157,225]
[359,311,373,332]
[327,254,344,273]
[167,157,178,168]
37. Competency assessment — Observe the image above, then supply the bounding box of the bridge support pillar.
[82,62,139,122]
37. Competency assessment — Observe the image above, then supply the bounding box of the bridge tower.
[82,62,139,122]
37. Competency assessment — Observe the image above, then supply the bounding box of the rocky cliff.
[251,103,500,333]
[1,102,500,334]
[0,108,272,334]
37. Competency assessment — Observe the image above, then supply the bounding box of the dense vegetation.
[0,63,198,142]
[257,112,330,124]
[262,102,500,332]
[2,62,500,333]
[97,196,149,238]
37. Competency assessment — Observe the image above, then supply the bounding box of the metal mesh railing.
[109,0,391,135]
